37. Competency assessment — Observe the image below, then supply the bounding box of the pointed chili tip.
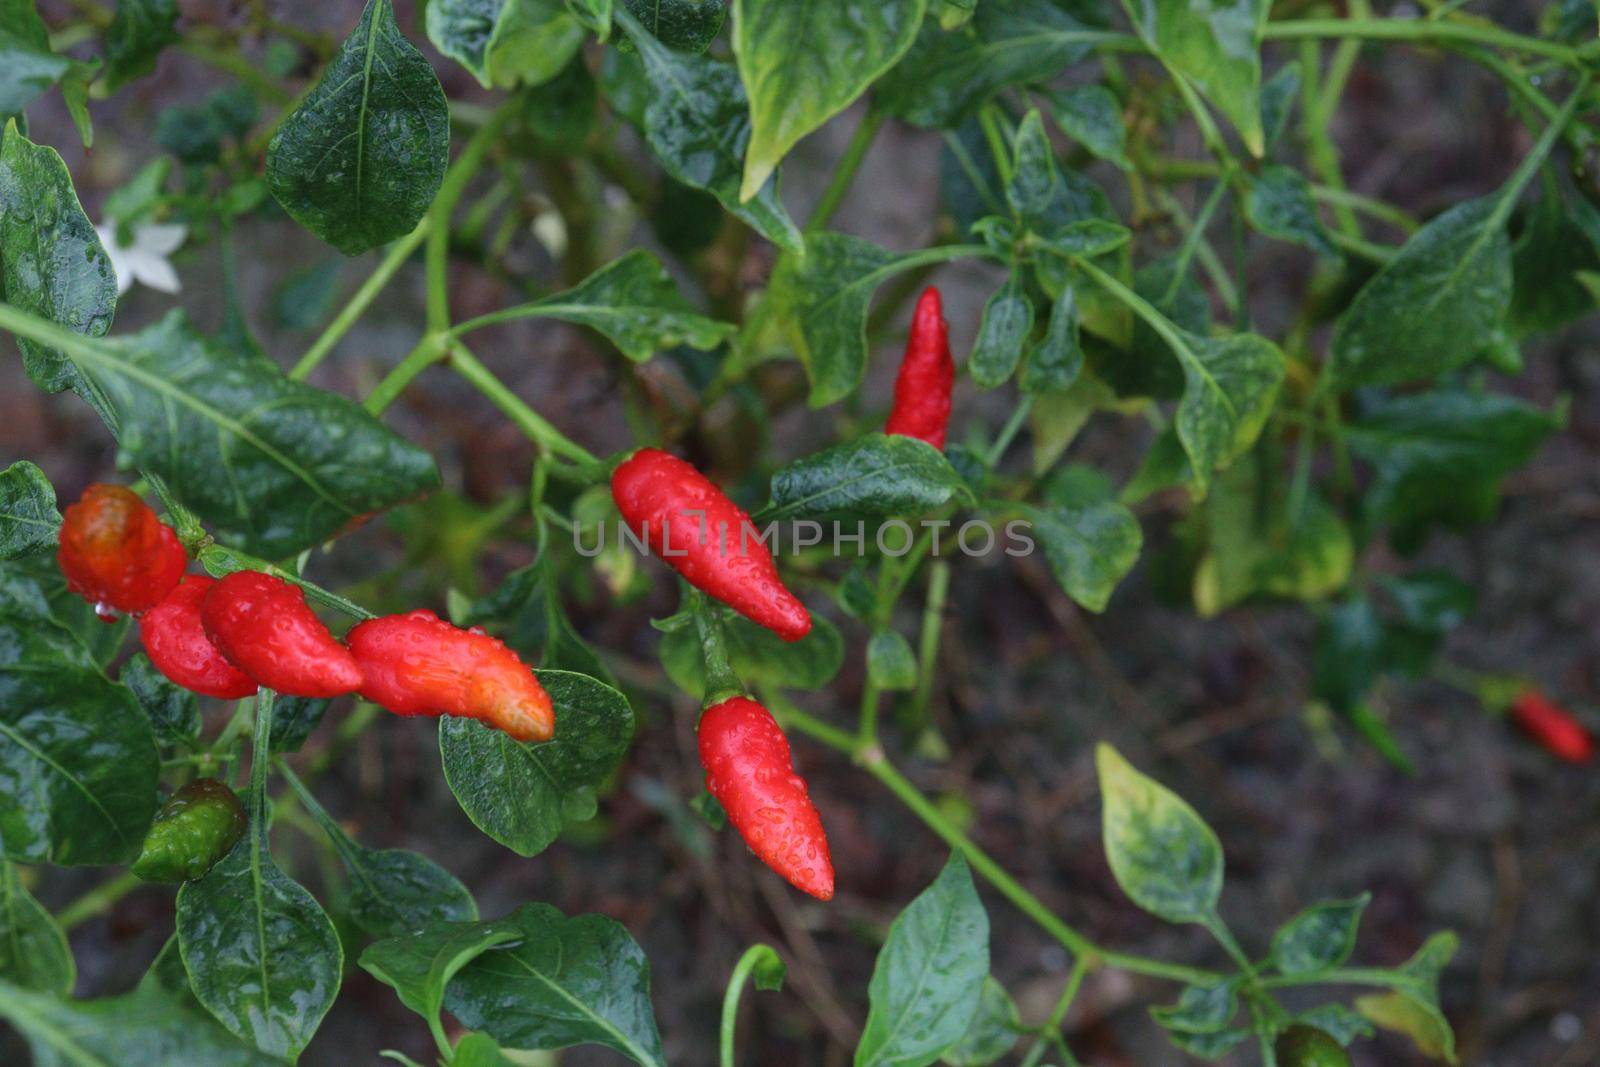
[913,285,944,326]
[768,595,812,642]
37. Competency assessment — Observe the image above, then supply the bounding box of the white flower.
[94,221,188,295]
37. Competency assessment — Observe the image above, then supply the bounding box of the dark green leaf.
[857,853,990,1067]
[431,0,586,88]
[1021,285,1083,393]
[68,310,440,559]
[268,696,330,754]
[1014,465,1142,613]
[768,433,974,518]
[440,670,634,857]
[1245,165,1334,256]
[1311,597,1384,714]
[1329,198,1512,388]
[103,0,180,91]
[659,611,843,697]
[0,2,72,115]
[463,558,613,684]
[521,56,599,154]
[1048,84,1128,167]
[1096,743,1223,923]
[0,461,59,560]
[1163,1026,1251,1059]
[941,120,1006,233]
[1150,978,1239,1034]
[1134,0,1266,154]
[361,918,523,1034]
[1271,894,1369,975]
[121,652,201,748]
[733,0,927,199]
[1509,192,1600,336]
[622,9,802,252]
[1166,326,1284,494]
[267,0,450,255]
[1259,61,1300,151]
[0,862,74,993]
[867,629,918,691]
[0,564,157,865]
[273,257,344,331]
[443,902,667,1067]
[1006,110,1118,257]
[0,124,117,397]
[969,273,1033,389]
[566,0,613,35]
[940,976,1019,1066]
[621,0,725,51]
[1297,1004,1374,1044]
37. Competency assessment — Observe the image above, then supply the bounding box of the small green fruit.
[1275,1024,1352,1067]
[132,778,248,883]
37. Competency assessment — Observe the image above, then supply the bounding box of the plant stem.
[807,108,884,234]
[719,944,779,1067]
[445,343,602,470]
[362,332,451,414]
[908,560,950,734]
[985,396,1036,468]
[1018,957,1090,1067]
[1262,18,1582,65]
[291,219,432,380]
[426,102,518,334]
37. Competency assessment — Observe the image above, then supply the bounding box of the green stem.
[56,870,143,932]
[1308,185,1418,233]
[1487,72,1591,230]
[719,944,780,1067]
[1165,178,1232,306]
[857,677,883,749]
[1262,17,1582,65]
[198,544,375,620]
[1018,957,1090,1067]
[426,103,519,334]
[446,343,602,470]
[807,108,884,234]
[985,396,1036,469]
[907,561,950,734]
[692,593,744,709]
[362,332,451,415]
[291,218,432,380]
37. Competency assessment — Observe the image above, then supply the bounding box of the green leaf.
[1006,110,1118,255]
[621,0,725,51]
[621,8,802,252]
[62,310,440,559]
[1021,285,1084,393]
[868,630,918,691]
[0,461,59,560]
[1048,84,1128,168]
[103,0,180,91]
[490,250,734,361]
[463,557,614,684]
[0,2,72,115]
[1165,326,1284,494]
[520,56,599,154]
[969,273,1033,389]
[1270,894,1369,976]
[267,0,450,255]
[1096,743,1223,923]
[660,611,843,698]
[1012,465,1141,613]
[0,862,74,993]
[566,0,613,35]
[940,976,1019,1066]
[487,0,588,87]
[361,918,523,1035]
[856,852,990,1067]
[1245,165,1334,257]
[0,124,117,397]
[452,1032,520,1066]
[1328,198,1512,388]
[768,433,974,518]
[769,232,910,405]
[0,978,286,1066]
[440,670,634,857]
[268,696,330,754]
[121,653,201,748]
[878,0,1107,130]
[1163,1026,1251,1059]
[1355,990,1456,1063]
[1509,192,1600,336]
[0,564,158,865]
[1296,1004,1374,1045]
[733,0,927,200]
[1150,978,1239,1034]
[1259,61,1300,151]
[442,902,667,1067]
[1134,0,1266,155]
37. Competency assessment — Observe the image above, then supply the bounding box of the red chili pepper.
[200,571,362,698]
[611,449,811,642]
[139,576,259,699]
[884,286,954,450]
[346,609,555,743]
[56,483,187,618]
[1510,689,1595,764]
[698,696,834,900]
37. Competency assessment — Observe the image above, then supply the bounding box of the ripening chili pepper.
[56,483,187,618]
[884,286,955,450]
[611,449,811,642]
[201,571,362,698]
[345,609,555,743]
[132,778,249,883]
[1274,1025,1351,1067]
[139,575,259,699]
[1510,688,1595,764]
[698,696,834,900]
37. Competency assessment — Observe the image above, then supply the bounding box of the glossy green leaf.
[1134,0,1266,154]
[0,979,286,1066]
[268,696,330,754]
[2,553,129,669]
[463,557,614,684]
[1048,84,1128,168]
[1150,977,1239,1034]
[1021,285,1083,393]
[968,273,1033,389]
[769,232,910,405]
[488,250,734,361]
[1328,198,1511,388]
[443,902,667,1067]
[856,852,989,1067]
[0,2,72,115]
[621,8,802,252]
[440,670,634,857]
[878,0,1107,129]
[660,611,843,697]
[1096,743,1223,923]
[267,0,450,255]
[60,310,440,559]
[1271,894,1369,975]
[1006,110,1118,255]
[361,918,523,1035]
[0,862,74,993]
[868,629,918,691]
[0,124,117,398]
[121,653,201,748]
[0,564,158,865]
[0,461,59,560]
[940,976,1019,1066]
[621,0,725,51]
[768,433,974,518]
[1013,466,1142,613]
[1245,165,1334,256]
[732,0,927,200]
[103,0,180,91]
